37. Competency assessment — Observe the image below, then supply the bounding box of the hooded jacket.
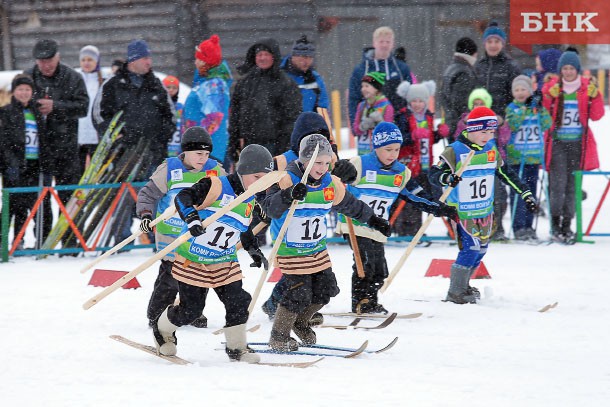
[474,51,521,116]
[348,47,412,123]
[228,38,302,157]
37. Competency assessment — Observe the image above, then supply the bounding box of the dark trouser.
[48,156,81,205]
[147,259,178,322]
[78,144,98,175]
[347,236,388,307]
[392,172,434,236]
[509,164,539,231]
[279,269,340,314]
[1,160,52,244]
[493,176,508,235]
[549,140,582,219]
[167,279,251,328]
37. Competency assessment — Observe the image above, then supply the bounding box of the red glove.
[411,128,429,141]
[436,123,450,138]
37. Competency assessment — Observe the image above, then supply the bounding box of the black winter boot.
[551,216,563,240]
[152,308,178,356]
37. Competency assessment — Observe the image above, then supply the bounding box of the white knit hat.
[397,80,436,104]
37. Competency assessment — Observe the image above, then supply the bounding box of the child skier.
[261,134,391,351]
[137,126,224,328]
[429,106,538,304]
[393,80,450,236]
[336,122,457,313]
[352,72,394,155]
[260,112,357,321]
[504,75,552,240]
[151,144,273,363]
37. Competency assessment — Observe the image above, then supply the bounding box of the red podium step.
[88,269,141,289]
[425,259,491,279]
[267,267,283,283]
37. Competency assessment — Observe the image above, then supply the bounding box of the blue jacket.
[280,56,329,112]
[348,47,411,123]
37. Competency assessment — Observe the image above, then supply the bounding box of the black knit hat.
[455,37,477,56]
[11,74,34,92]
[292,35,315,57]
[181,127,213,152]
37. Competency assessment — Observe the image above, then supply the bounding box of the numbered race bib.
[514,123,541,149]
[189,222,241,258]
[24,110,39,160]
[419,138,430,170]
[359,194,391,220]
[457,174,494,217]
[285,215,327,248]
[556,100,582,141]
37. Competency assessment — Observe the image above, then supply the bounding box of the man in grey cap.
[27,39,89,205]
[280,35,329,112]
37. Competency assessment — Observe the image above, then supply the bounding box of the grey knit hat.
[236,144,274,175]
[511,75,533,95]
[298,134,333,163]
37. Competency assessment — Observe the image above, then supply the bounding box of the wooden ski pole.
[79,206,177,274]
[380,150,475,294]
[248,145,320,314]
[318,107,365,278]
[83,170,286,310]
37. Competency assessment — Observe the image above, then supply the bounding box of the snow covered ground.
[2,110,610,406]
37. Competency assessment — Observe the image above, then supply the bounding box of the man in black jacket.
[93,39,175,243]
[228,38,302,161]
[28,39,89,204]
[93,39,175,176]
[440,37,478,140]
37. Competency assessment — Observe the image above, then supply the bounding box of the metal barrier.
[575,170,610,243]
[1,182,151,262]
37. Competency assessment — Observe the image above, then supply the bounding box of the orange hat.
[195,35,222,67]
[163,75,179,87]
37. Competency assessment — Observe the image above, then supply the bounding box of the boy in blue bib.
[429,107,537,304]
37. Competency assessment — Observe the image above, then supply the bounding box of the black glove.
[280,183,307,204]
[184,210,205,237]
[367,215,391,237]
[525,91,542,109]
[521,191,538,213]
[432,202,458,221]
[253,203,270,225]
[332,159,358,184]
[247,246,269,270]
[441,173,462,187]
[139,213,153,233]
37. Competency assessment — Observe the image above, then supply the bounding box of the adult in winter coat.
[183,35,233,168]
[0,74,52,246]
[534,48,561,92]
[474,23,521,117]
[228,38,302,160]
[77,45,104,174]
[347,26,412,125]
[93,39,176,177]
[440,37,478,140]
[280,35,329,112]
[27,39,89,204]
[541,50,605,242]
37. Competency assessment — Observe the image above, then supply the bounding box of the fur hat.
[195,35,222,68]
[511,75,533,95]
[466,107,498,133]
[397,80,436,104]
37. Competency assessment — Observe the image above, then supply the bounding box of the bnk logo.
[510,0,610,44]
